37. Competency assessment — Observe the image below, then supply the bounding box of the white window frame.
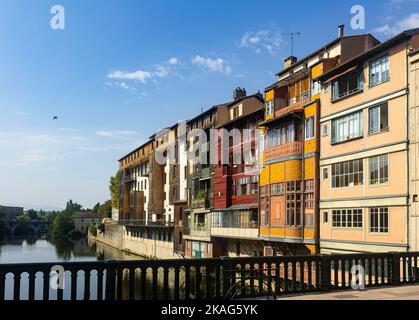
[331,111,363,144]
[265,100,274,117]
[369,54,390,87]
[305,117,315,140]
[369,154,389,185]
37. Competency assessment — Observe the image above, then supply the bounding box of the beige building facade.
[319,29,419,253]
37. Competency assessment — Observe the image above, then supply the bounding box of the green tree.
[98,200,112,218]
[51,211,74,239]
[65,199,83,214]
[26,209,38,220]
[0,211,6,239]
[110,171,121,208]
[88,223,98,237]
[16,215,31,221]
[92,202,100,213]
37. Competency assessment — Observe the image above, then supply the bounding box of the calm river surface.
[0,237,143,264]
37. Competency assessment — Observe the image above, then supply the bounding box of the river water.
[0,237,142,264]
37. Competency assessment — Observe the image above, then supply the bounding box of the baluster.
[299,262,305,291]
[97,269,104,301]
[415,257,419,283]
[291,261,297,292]
[240,264,246,297]
[215,265,221,299]
[266,262,272,297]
[163,267,169,300]
[105,263,117,301]
[402,256,407,283]
[341,260,346,289]
[283,262,289,294]
[84,270,90,300]
[140,268,146,300]
[334,260,339,289]
[409,256,414,282]
[116,268,123,300]
[381,258,386,285]
[129,268,135,300]
[13,272,21,300]
[205,266,211,299]
[194,265,201,299]
[258,264,264,296]
[70,270,77,300]
[152,267,158,300]
[374,258,379,287]
[28,271,36,301]
[174,267,180,300]
[368,258,372,287]
[274,263,280,295]
[250,264,255,297]
[307,261,312,291]
[185,266,190,300]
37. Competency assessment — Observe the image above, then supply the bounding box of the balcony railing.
[263,141,302,162]
[1,251,418,300]
[118,219,175,227]
[274,97,308,119]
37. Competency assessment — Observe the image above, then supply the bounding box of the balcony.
[191,197,210,209]
[263,141,302,162]
[211,211,258,239]
[183,223,211,238]
[201,166,210,178]
[274,97,308,119]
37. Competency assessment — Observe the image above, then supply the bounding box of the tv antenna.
[281,32,301,57]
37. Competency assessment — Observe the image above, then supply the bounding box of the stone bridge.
[6,220,48,237]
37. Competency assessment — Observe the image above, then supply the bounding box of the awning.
[324,65,358,83]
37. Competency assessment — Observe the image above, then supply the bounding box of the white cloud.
[191,55,232,75]
[108,70,153,83]
[168,57,179,65]
[374,13,419,36]
[14,110,29,116]
[95,130,139,139]
[239,27,283,55]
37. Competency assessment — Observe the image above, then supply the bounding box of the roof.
[275,34,378,77]
[318,28,419,82]
[118,139,153,162]
[216,106,264,129]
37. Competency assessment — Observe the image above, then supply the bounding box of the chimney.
[234,87,247,100]
[283,56,297,69]
[338,24,345,38]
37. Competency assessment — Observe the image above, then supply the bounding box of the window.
[332,159,363,188]
[369,154,389,185]
[323,124,328,136]
[369,54,390,86]
[323,212,328,223]
[369,103,388,134]
[312,80,321,96]
[331,111,363,144]
[332,209,363,228]
[232,106,240,119]
[370,207,389,233]
[323,168,329,180]
[305,117,314,140]
[173,187,177,200]
[332,71,363,101]
[265,100,274,117]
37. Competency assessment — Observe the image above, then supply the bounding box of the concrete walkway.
[278,285,419,300]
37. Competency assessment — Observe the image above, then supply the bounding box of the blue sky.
[0,0,418,210]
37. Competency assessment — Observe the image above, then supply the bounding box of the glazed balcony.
[263,141,302,162]
[274,96,308,119]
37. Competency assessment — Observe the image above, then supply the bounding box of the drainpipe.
[406,41,411,251]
